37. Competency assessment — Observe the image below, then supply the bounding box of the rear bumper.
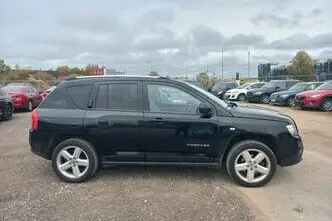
[29,129,52,160]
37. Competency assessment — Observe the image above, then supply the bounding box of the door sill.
[101,161,220,168]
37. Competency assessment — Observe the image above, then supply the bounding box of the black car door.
[140,81,220,163]
[0,89,6,116]
[84,81,144,162]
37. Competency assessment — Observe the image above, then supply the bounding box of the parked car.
[2,85,43,111]
[6,82,34,87]
[0,88,13,120]
[295,80,332,111]
[270,82,323,107]
[247,80,301,104]
[29,75,303,187]
[41,86,56,100]
[224,82,266,102]
[211,82,238,99]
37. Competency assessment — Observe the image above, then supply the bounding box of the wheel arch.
[47,135,99,159]
[221,133,279,164]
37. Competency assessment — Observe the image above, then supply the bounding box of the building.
[258,63,272,81]
[315,60,332,81]
[86,64,105,76]
[104,68,116,75]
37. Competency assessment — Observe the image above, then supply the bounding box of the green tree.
[196,72,218,90]
[69,67,82,76]
[0,59,11,80]
[288,51,315,81]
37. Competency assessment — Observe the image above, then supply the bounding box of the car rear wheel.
[27,100,33,112]
[288,97,296,107]
[261,94,270,104]
[226,140,277,187]
[238,94,246,102]
[52,138,99,183]
[320,98,332,111]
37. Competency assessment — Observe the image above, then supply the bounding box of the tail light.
[32,109,39,131]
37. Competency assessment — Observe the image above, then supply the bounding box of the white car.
[224,82,266,101]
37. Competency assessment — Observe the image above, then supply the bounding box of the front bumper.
[269,97,288,106]
[224,93,239,100]
[277,134,303,167]
[246,94,262,102]
[295,97,320,108]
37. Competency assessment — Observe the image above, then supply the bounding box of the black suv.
[29,76,303,187]
[0,88,13,121]
[247,80,301,104]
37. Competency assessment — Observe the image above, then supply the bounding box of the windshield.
[2,86,26,93]
[182,81,228,109]
[288,83,309,91]
[238,83,252,89]
[262,82,276,88]
[316,81,332,90]
[212,83,227,91]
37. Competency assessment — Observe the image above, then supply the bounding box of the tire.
[287,97,296,107]
[320,98,332,112]
[226,140,277,187]
[238,94,246,102]
[261,94,270,104]
[27,100,33,112]
[1,104,13,121]
[52,138,99,183]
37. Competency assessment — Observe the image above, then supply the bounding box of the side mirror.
[198,102,212,117]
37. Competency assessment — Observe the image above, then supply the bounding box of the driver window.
[147,84,201,114]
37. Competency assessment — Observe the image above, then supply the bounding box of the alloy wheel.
[238,94,246,102]
[28,101,33,111]
[322,100,332,111]
[56,146,90,179]
[262,95,269,104]
[234,149,271,184]
[288,98,296,107]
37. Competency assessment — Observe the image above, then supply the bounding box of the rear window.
[67,85,92,109]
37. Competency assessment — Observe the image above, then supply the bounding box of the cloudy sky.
[1,0,332,79]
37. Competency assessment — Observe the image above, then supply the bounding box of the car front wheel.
[261,94,270,104]
[52,138,99,183]
[320,98,332,111]
[226,140,277,187]
[237,94,246,102]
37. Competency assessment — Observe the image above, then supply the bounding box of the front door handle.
[98,120,109,129]
[149,117,166,123]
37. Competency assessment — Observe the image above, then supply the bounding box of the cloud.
[311,8,323,17]
[251,12,303,28]
[262,33,332,50]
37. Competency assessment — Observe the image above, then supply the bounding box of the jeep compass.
[29,76,303,187]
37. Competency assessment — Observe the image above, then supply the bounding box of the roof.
[73,75,163,79]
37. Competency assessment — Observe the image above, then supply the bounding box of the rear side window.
[95,83,139,111]
[286,81,298,88]
[67,85,92,109]
[39,87,76,109]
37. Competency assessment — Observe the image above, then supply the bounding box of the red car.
[295,80,332,111]
[2,85,43,111]
[41,86,56,100]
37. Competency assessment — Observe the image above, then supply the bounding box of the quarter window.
[147,84,201,114]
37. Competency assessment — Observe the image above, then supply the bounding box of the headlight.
[310,94,321,99]
[217,91,223,95]
[254,91,262,95]
[280,94,288,98]
[286,124,298,136]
